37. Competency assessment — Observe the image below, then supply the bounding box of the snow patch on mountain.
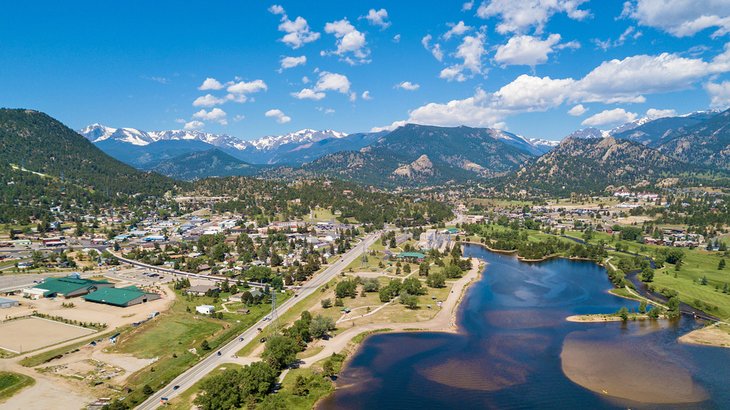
[80,124,348,152]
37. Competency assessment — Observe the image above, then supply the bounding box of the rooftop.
[34,276,112,296]
[83,286,152,306]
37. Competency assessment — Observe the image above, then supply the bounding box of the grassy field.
[112,289,288,407]
[0,372,35,402]
[303,207,339,223]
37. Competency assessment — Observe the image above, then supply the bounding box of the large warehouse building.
[83,286,161,307]
[26,276,114,299]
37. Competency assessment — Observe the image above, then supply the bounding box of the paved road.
[110,252,268,289]
[135,232,380,409]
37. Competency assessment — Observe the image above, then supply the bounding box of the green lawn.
[0,372,35,402]
[303,207,338,223]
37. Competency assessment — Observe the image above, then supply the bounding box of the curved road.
[135,232,380,409]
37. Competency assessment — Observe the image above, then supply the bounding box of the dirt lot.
[0,317,95,353]
[0,287,173,330]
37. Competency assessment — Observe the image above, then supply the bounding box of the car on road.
[173,385,180,391]
[216,351,222,356]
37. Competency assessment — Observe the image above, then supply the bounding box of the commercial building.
[83,286,161,307]
[27,275,114,299]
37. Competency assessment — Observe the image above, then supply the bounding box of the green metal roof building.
[33,276,114,298]
[83,286,161,307]
[396,252,427,260]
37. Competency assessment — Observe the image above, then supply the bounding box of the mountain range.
[79,122,554,172]
[2,106,728,197]
[273,124,538,187]
[80,124,361,167]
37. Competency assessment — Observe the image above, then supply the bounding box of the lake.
[320,244,730,409]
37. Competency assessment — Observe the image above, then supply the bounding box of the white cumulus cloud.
[193,108,228,125]
[623,0,730,37]
[193,94,227,107]
[645,108,677,119]
[706,80,730,107]
[198,77,224,91]
[568,104,587,116]
[582,108,637,127]
[265,109,291,124]
[270,5,320,49]
[291,88,326,100]
[495,34,564,66]
[315,72,351,94]
[362,90,373,100]
[280,56,307,70]
[421,35,444,61]
[444,21,472,40]
[395,81,420,91]
[440,33,487,82]
[477,0,590,34]
[227,79,268,95]
[363,8,391,29]
[184,120,204,130]
[291,72,352,101]
[324,19,369,64]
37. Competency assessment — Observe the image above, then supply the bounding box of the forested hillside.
[0,109,181,223]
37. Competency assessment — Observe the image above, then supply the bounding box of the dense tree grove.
[193,362,278,409]
[198,178,453,228]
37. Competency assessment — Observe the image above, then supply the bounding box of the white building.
[22,288,46,300]
[196,305,215,315]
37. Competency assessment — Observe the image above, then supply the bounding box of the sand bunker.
[561,335,708,404]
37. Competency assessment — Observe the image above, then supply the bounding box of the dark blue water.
[321,245,730,409]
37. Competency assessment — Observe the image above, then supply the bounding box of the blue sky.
[2,0,730,141]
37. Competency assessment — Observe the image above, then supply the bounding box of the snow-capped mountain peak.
[249,129,349,150]
[80,123,117,143]
[79,124,349,153]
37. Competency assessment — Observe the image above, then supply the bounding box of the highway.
[135,232,380,409]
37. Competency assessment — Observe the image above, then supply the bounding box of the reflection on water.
[320,245,730,409]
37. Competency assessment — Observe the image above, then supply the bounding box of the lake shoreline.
[309,258,486,408]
